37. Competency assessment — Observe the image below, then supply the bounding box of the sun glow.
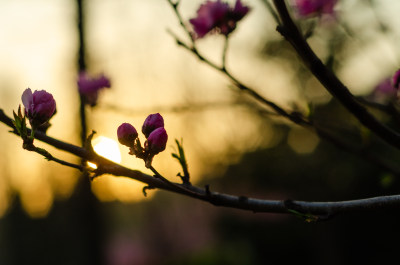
[88,136,121,169]
[89,136,150,202]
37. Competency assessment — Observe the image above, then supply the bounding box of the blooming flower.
[21,88,56,129]
[77,72,111,106]
[293,0,337,18]
[142,113,164,138]
[117,123,138,147]
[189,0,250,39]
[146,127,168,155]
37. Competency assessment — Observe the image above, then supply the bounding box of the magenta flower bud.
[117,123,138,147]
[393,69,400,89]
[368,77,396,104]
[147,127,168,155]
[232,0,250,21]
[190,1,229,38]
[77,72,111,106]
[142,113,164,138]
[21,88,56,129]
[189,0,250,39]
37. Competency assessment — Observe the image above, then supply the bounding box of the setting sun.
[88,136,121,169]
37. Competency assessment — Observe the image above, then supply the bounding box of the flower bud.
[117,123,138,147]
[78,72,111,106]
[189,0,250,39]
[142,113,164,138]
[21,88,56,129]
[146,127,168,155]
[393,69,400,89]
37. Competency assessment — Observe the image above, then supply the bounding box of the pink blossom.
[77,72,111,106]
[189,0,250,39]
[146,127,168,155]
[369,78,397,103]
[21,88,56,129]
[294,0,337,17]
[393,69,400,89]
[142,113,164,138]
[232,0,250,20]
[117,123,138,147]
[376,78,395,94]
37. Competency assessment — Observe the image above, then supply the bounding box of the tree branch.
[23,142,84,171]
[1,108,400,219]
[166,29,310,126]
[165,0,400,175]
[272,0,400,150]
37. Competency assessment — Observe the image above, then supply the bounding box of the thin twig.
[167,0,195,43]
[314,125,400,176]
[222,36,229,70]
[99,100,273,116]
[260,0,281,24]
[148,165,199,196]
[77,0,88,148]
[24,142,84,171]
[167,29,309,126]
[165,0,310,124]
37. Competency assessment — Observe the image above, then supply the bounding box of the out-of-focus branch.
[77,0,88,147]
[272,0,400,150]
[260,0,281,24]
[165,1,309,125]
[1,108,400,219]
[356,97,400,124]
[165,1,400,175]
[99,100,276,116]
[166,29,309,126]
[314,125,400,176]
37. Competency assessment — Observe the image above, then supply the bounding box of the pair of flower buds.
[117,113,168,156]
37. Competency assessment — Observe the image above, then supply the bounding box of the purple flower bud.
[190,1,229,38]
[393,69,400,89]
[21,88,56,129]
[142,113,164,138]
[78,72,111,106]
[232,0,250,20]
[117,123,138,147]
[147,127,168,155]
[189,0,250,39]
[368,78,396,104]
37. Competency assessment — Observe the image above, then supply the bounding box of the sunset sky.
[0,0,399,217]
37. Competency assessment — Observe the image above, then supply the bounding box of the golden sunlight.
[89,136,152,202]
[88,136,122,169]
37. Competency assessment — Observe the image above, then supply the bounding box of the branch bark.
[1,108,400,220]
